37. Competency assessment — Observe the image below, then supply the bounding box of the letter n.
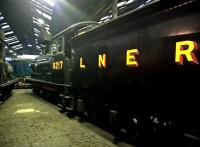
[98,54,107,68]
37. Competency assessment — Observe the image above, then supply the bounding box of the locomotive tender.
[28,0,200,146]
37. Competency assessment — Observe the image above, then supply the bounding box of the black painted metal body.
[29,0,200,146]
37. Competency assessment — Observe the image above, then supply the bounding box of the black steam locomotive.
[0,31,18,102]
[28,0,200,146]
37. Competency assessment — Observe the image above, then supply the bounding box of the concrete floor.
[0,89,133,147]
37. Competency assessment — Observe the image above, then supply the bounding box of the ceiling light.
[34,28,40,32]
[117,1,126,7]
[9,50,13,53]
[0,16,4,21]
[45,27,49,31]
[35,8,42,15]
[0,22,7,26]
[8,40,19,45]
[44,0,55,7]
[36,45,41,49]
[33,20,38,24]
[4,38,18,42]
[42,5,53,14]
[137,4,144,9]
[32,0,40,6]
[32,17,37,20]
[5,57,12,61]
[5,31,14,35]
[126,0,135,5]
[12,44,23,49]
[38,18,44,24]
[40,44,46,47]
[17,55,38,60]
[14,46,23,50]
[42,12,52,20]
[2,25,10,29]
[45,23,50,27]
[146,0,152,3]
[5,36,17,40]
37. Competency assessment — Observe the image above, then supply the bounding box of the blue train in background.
[10,59,33,77]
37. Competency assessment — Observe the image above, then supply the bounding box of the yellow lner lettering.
[80,57,86,69]
[175,41,199,65]
[126,49,139,67]
[98,54,107,68]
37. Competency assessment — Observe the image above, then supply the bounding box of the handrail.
[51,21,99,40]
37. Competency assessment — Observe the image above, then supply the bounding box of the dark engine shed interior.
[1,0,200,147]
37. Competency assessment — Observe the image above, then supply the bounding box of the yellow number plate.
[52,61,64,70]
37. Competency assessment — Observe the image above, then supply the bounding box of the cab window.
[50,37,63,54]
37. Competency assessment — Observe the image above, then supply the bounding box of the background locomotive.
[0,29,18,102]
[27,0,200,146]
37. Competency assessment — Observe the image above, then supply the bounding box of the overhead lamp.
[5,38,18,42]
[28,44,32,47]
[126,0,135,5]
[40,44,46,47]
[117,1,126,7]
[0,16,4,21]
[42,12,52,20]
[146,0,152,3]
[45,27,49,31]
[36,45,41,49]
[5,36,17,39]
[137,4,144,9]
[33,20,39,25]
[44,0,55,7]
[14,46,23,50]
[35,8,42,15]
[5,57,12,61]
[8,40,19,45]
[45,24,50,27]
[4,31,14,36]
[38,18,44,25]
[12,44,23,49]
[2,25,10,29]
[34,28,40,33]
[18,54,38,60]
[0,22,7,26]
